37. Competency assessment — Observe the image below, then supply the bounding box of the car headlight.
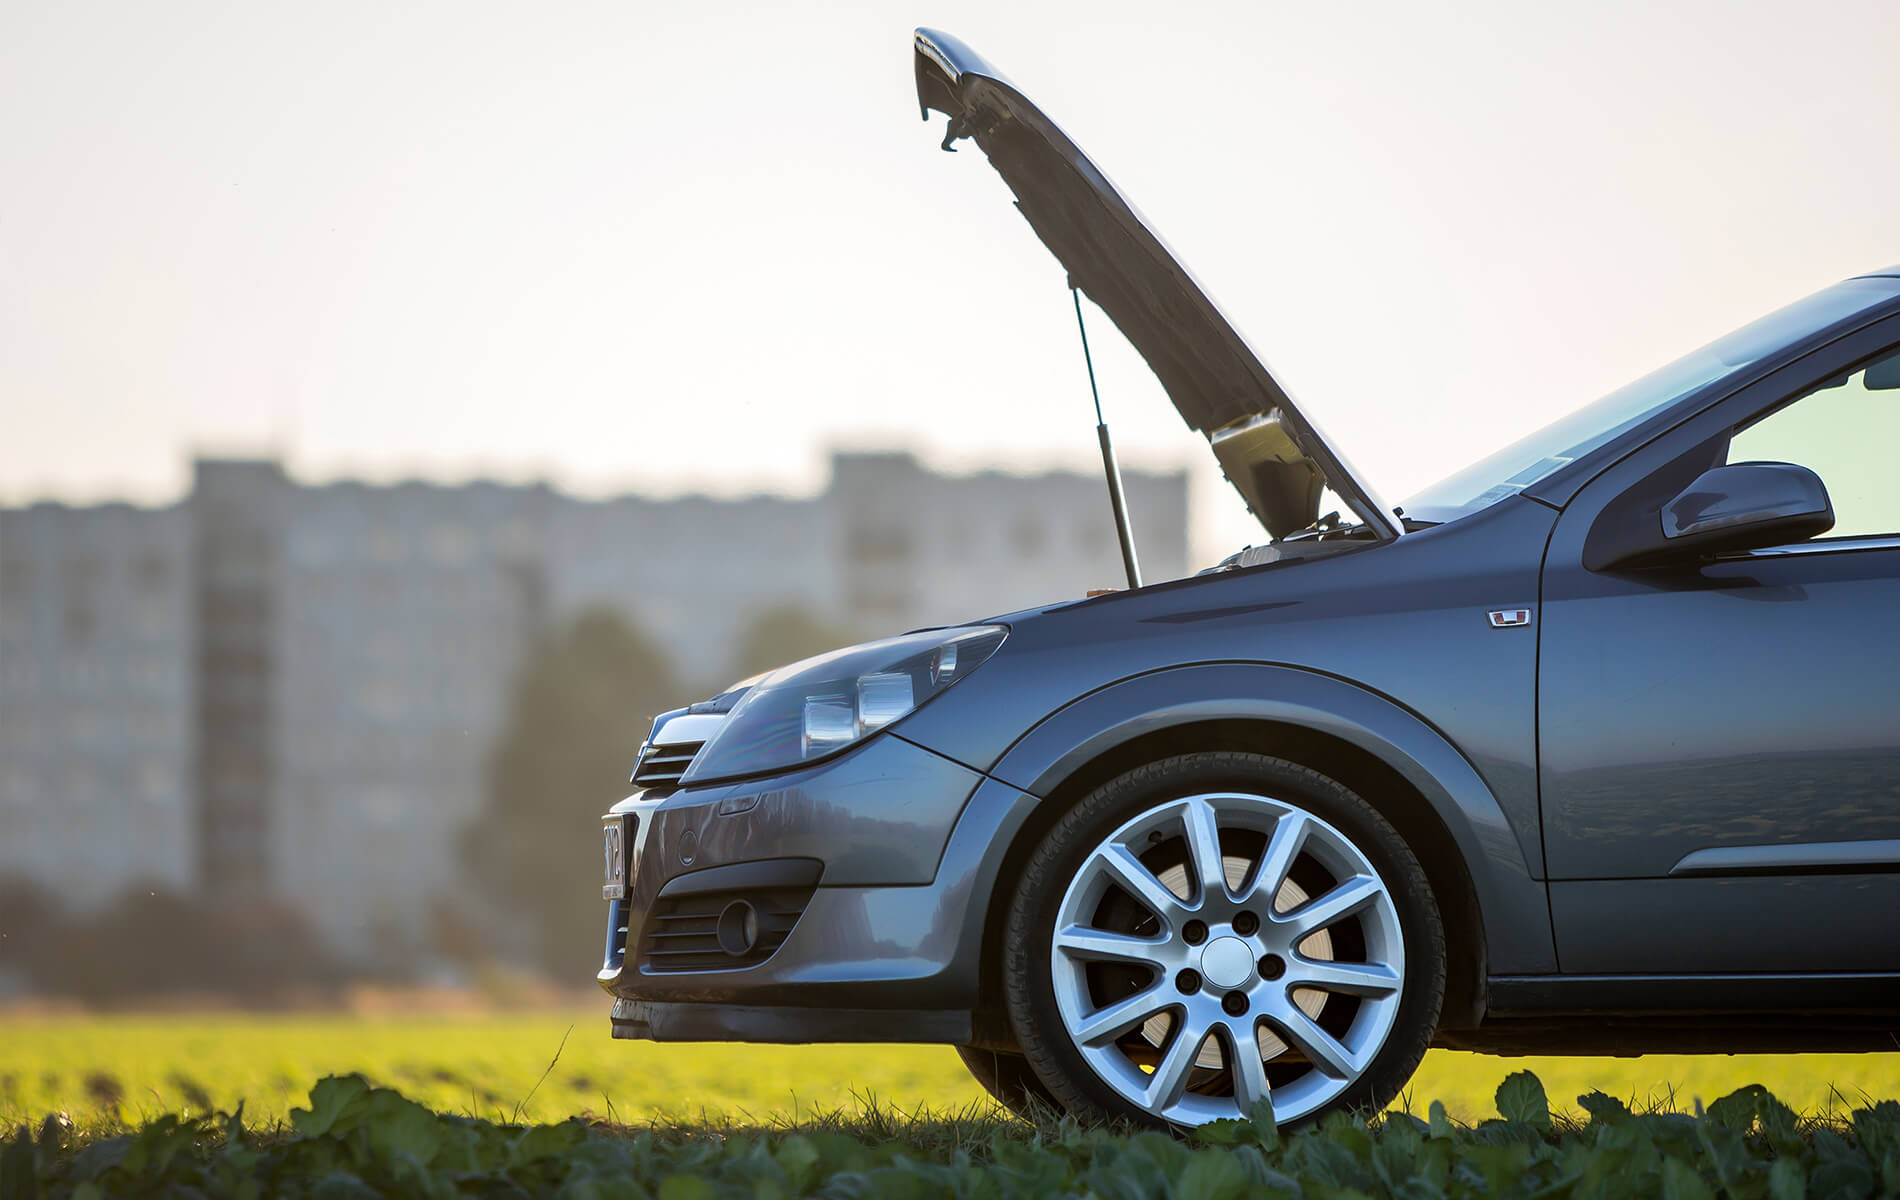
[680,625,1007,782]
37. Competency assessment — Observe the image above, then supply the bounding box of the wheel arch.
[969,663,1553,1041]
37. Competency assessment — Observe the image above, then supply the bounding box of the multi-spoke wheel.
[1003,752,1444,1129]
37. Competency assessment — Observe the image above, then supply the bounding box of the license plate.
[602,817,630,900]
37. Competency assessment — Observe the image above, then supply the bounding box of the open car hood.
[915,29,1402,541]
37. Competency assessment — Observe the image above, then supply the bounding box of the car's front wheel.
[1003,752,1444,1129]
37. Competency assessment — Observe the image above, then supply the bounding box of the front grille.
[632,740,704,790]
[638,885,814,972]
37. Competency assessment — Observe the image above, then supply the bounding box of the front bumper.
[597,732,1038,1043]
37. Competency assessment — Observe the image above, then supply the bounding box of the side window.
[1728,346,1900,539]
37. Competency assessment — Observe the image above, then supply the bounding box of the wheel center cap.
[1200,936,1254,989]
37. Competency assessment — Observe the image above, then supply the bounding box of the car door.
[1538,317,1900,975]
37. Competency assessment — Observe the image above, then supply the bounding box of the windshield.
[1402,275,1900,525]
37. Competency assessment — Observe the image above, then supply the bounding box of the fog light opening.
[716,900,761,956]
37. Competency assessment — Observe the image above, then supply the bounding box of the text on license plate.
[602,817,630,900]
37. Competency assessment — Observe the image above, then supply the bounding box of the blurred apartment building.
[0,452,1188,962]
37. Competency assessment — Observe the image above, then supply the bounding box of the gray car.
[595,29,1900,1129]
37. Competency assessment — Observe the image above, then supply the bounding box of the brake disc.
[1141,856,1334,1069]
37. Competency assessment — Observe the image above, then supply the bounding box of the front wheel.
[1003,752,1444,1129]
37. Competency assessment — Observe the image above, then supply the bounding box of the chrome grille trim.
[632,739,705,789]
[602,897,632,971]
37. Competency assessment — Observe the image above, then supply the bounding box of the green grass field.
[5,1011,1897,1129]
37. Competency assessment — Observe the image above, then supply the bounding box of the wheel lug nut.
[1183,920,1208,945]
[1222,991,1249,1016]
[1233,910,1259,936]
[1258,954,1285,980]
[1175,969,1202,994]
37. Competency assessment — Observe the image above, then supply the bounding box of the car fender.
[970,661,1555,975]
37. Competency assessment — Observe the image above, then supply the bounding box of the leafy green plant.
[9,1071,1900,1199]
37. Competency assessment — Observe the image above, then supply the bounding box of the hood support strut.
[914,28,1406,543]
[1073,287,1143,589]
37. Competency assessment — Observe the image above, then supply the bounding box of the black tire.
[953,1045,1063,1120]
[1003,751,1445,1131]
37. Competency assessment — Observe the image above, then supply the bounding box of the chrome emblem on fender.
[1487,608,1532,628]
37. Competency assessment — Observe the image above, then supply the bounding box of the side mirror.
[1656,462,1833,557]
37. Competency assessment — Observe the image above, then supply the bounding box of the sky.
[3,0,1896,563]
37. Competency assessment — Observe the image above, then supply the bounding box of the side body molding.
[981,662,1556,975]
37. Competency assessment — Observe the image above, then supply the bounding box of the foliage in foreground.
[8,1071,1900,1199]
[11,1015,1896,1129]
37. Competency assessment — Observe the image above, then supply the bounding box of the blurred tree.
[0,876,63,987]
[426,892,488,968]
[20,879,341,1002]
[462,608,679,977]
[729,604,858,683]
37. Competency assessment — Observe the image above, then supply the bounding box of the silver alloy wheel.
[1049,791,1405,1126]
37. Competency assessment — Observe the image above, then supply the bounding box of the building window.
[131,597,171,638]
[847,526,912,564]
[1073,516,1106,556]
[136,762,174,804]
[363,678,408,720]
[134,554,169,591]
[371,531,406,563]
[0,558,26,605]
[1010,516,1045,557]
[0,766,36,809]
[493,519,534,556]
[62,553,101,646]
[362,787,406,828]
[848,585,913,619]
[944,521,972,556]
[208,541,268,584]
[430,524,472,565]
[64,603,97,645]
[61,763,102,805]
[291,533,335,568]
[0,710,37,749]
